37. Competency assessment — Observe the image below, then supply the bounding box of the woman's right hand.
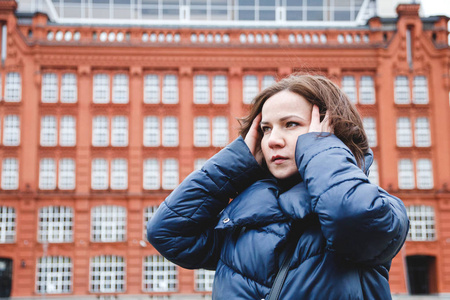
[244,113,264,165]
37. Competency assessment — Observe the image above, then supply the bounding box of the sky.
[420,0,450,17]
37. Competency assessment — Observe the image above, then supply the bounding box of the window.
[194,75,209,104]
[60,116,76,147]
[394,76,410,104]
[396,117,412,147]
[143,159,160,190]
[162,159,178,190]
[262,75,276,90]
[415,117,431,147]
[39,158,56,190]
[143,255,177,292]
[93,74,110,103]
[162,75,178,104]
[412,76,428,104]
[38,206,73,242]
[143,205,159,239]
[90,255,125,293]
[368,159,379,186]
[341,76,357,103]
[3,115,20,146]
[112,74,129,103]
[91,159,108,190]
[92,116,109,146]
[194,158,207,170]
[398,159,414,189]
[91,205,126,242]
[1,158,18,190]
[362,117,377,147]
[212,75,228,104]
[406,205,435,241]
[144,74,160,104]
[36,256,72,294]
[42,73,58,103]
[194,117,210,147]
[162,116,178,147]
[213,116,229,147]
[59,158,75,190]
[359,76,375,104]
[61,73,77,103]
[0,206,16,243]
[143,116,160,147]
[195,269,215,292]
[111,159,127,190]
[111,116,128,146]
[40,116,57,146]
[243,75,258,104]
[5,72,21,102]
[416,159,433,189]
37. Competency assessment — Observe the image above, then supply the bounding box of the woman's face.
[260,90,313,180]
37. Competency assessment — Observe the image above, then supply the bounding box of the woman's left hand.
[308,105,333,133]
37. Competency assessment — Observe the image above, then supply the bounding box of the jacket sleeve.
[147,137,264,269]
[295,133,409,265]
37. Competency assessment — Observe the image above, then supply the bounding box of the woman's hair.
[239,73,369,169]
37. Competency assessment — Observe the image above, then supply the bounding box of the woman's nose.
[268,129,285,148]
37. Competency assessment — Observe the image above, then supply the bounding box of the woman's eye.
[261,126,271,133]
[286,122,299,128]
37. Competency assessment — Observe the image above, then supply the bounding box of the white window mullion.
[212,116,228,147]
[394,76,410,104]
[3,115,20,146]
[93,74,110,103]
[212,75,228,104]
[396,117,412,147]
[194,75,210,104]
[111,116,128,146]
[40,116,58,147]
[243,75,258,104]
[39,158,57,190]
[194,116,210,147]
[60,116,76,147]
[143,116,160,146]
[341,76,357,103]
[162,116,178,147]
[112,74,129,103]
[416,159,433,189]
[42,73,58,103]
[398,159,415,189]
[1,158,19,190]
[162,159,178,190]
[144,74,160,103]
[143,159,160,190]
[61,73,77,103]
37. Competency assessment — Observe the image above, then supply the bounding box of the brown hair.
[239,74,369,169]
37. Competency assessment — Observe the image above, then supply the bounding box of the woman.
[147,74,409,299]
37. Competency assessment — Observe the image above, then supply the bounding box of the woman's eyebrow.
[280,115,308,122]
[260,115,308,125]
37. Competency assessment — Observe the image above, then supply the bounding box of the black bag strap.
[266,223,302,300]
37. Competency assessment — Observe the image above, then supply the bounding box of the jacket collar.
[215,148,374,229]
[216,179,289,229]
[364,148,374,176]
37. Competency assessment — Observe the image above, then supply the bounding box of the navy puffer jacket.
[147,133,409,300]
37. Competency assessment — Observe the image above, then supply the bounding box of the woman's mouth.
[271,156,288,165]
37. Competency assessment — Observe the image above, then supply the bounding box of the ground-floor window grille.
[142,255,177,292]
[90,255,125,293]
[36,256,72,294]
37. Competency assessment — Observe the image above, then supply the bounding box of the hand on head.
[308,105,332,134]
[244,113,264,165]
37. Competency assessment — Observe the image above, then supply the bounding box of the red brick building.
[0,0,449,298]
